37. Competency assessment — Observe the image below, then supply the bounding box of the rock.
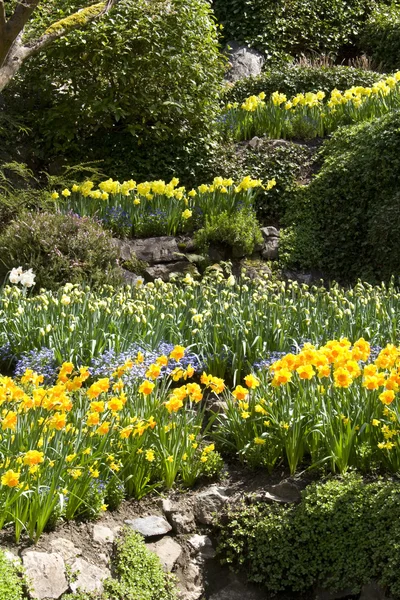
[161,499,196,534]
[115,237,182,264]
[144,262,195,282]
[194,487,230,525]
[23,551,68,599]
[248,136,263,150]
[282,269,325,285]
[69,557,110,594]
[261,237,279,261]
[146,537,182,571]
[49,537,81,562]
[122,269,144,287]
[93,524,115,545]
[260,481,301,504]
[359,581,388,600]
[225,42,265,83]
[209,581,266,600]
[238,260,272,281]
[208,397,228,414]
[1,549,21,567]
[188,535,216,560]
[184,562,202,591]
[125,515,172,538]
[314,587,356,600]
[261,226,279,239]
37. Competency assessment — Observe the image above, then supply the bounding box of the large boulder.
[225,42,265,83]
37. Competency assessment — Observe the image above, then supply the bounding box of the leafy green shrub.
[214,0,378,63]
[217,475,400,598]
[284,110,400,282]
[5,0,224,184]
[360,4,400,72]
[104,528,177,600]
[232,140,315,225]
[0,212,122,289]
[224,65,383,105]
[194,210,263,257]
[0,551,24,600]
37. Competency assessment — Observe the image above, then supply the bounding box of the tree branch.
[0,2,6,40]
[23,0,119,58]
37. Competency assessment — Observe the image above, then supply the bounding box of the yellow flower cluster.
[53,175,271,203]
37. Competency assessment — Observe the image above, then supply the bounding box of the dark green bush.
[233,140,315,225]
[217,475,400,597]
[194,209,263,257]
[4,0,224,184]
[284,110,400,282]
[0,551,24,600]
[214,0,377,63]
[360,4,400,72]
[0,211,122,289]
[224,65,383,105]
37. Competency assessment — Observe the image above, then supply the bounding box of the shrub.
[360,4,400,72]
[4,0,225,184]
[194,210,263,257]
[284,110,400,282]
[0,211,122,289]
[0,551,24,600]
[217,475,400,598]
[224,65,383,105]
[232,140,315,225]
[214,0,377,63]
[104,528,177,600]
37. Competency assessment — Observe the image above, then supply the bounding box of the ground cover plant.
[216,475,400,598]
[223,72,400,141]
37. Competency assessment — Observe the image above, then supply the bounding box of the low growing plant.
[194,209,263,257]
[216,474,400,598]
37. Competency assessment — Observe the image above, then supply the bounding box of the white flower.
[61,294,71,306]
[19,269,36,288]
[9,267,23,284]
[227,275,236,287]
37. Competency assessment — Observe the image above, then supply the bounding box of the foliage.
[215,338,400,474]
[4,0,225,183]
[0,211,122,290]
[223,74,400,142]
[0,354,222,540]
[213,0,377,63]
[194,209,263,258]
[285,110,400,281]
[0,551,24,600]
[224,65,383,105]
[104,528,177,600]
[360,4,400,72]
[231,140,315,225]
[63,528,177,600]
[217,474,400,598]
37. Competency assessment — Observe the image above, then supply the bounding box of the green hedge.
[213,0,378,63]
[4,0,224,184]
[223,65,383,105]
[234,140,315,226]
[360,4,400,72]
[283,110,400,282]
[217,475,400,598]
